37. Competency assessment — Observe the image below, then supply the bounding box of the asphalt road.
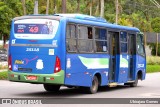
[0,72,160,107]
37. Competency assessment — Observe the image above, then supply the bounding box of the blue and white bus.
[8,14,146,94]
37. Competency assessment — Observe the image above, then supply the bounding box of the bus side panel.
[136,55,146,80]
[64,54,110,87]
[59,18,67,74]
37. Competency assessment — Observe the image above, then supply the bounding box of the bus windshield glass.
[14,19,59,39]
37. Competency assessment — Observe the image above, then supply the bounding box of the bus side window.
[95,28,108,53]
[66,24,77,52]
[88,27,92,39]
[78,26,93,53]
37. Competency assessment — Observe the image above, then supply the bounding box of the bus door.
[128,34,136,80]
[117,32,129,83]
[108,32,119,82]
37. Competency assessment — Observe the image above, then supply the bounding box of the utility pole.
[34,0,38,14]
[115,0,119,24]
[62,0,66,13]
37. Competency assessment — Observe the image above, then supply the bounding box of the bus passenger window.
[66,24,77,52]
[78,26,93,53]
[95,28,108,53]
[88,27,92,39]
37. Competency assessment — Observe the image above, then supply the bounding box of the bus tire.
[43,84,60,92]
[130,76,138,87]
[86,76,99,94]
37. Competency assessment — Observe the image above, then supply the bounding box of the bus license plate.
[27,76,37,80]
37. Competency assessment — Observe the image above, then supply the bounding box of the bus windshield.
[14,19,59,39]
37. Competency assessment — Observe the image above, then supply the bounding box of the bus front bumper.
[8,70,65,84]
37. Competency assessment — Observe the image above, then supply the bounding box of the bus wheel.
[130,76,138,87]
[43,84,60,92]
[86,76,99,94]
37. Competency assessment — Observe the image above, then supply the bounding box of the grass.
[147,56,160,65]
[146,65,160,73]
[0,65,8,70]
[146,56,160,73]
[0,71,8,80]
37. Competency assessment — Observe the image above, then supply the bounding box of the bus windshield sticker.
[13,65,18,71]
[49,49,54,55]
[138,64,144,68]
[23,56,38,65]
[52,40,58,47]
[14,19,59,39]
[120,57,128,68]
[36,59,44,70]
[67,58,71,69]
[103,46,107,52]
[15,60,24,64]
[78,56,109,69]
[12,39,16,44]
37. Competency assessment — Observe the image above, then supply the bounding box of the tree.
[62,0,66,13]
[95,0,100,16]
[115,0,118,24]
[77,0,80,13]
[46,0,49,14]
[151,17,160,33]
[22,0,26,15]
[53,0,57,13]
[100,0,104,17]
[89,0,93,16]
[0,1,16,47]
[34,0,38,14]
[25,0,34,15]
[2,0,23,16]
[149,17,160,56]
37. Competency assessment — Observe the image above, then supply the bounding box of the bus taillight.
[54,56,61,73]
[8,55,12,71]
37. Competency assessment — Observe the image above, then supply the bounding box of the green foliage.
[26,0,34,15]
[151,17,160,33]
[118,14,132,26]
[0,2,16,35]
[2,0,23,16]
[147,65,160,73]
[0,0,159,39]
[0,71,7,80]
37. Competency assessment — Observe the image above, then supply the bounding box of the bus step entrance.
[108,82,118,87]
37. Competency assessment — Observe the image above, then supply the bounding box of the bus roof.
[13,14,140,32]
[55,14,140,32]
[54,14,107,23]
